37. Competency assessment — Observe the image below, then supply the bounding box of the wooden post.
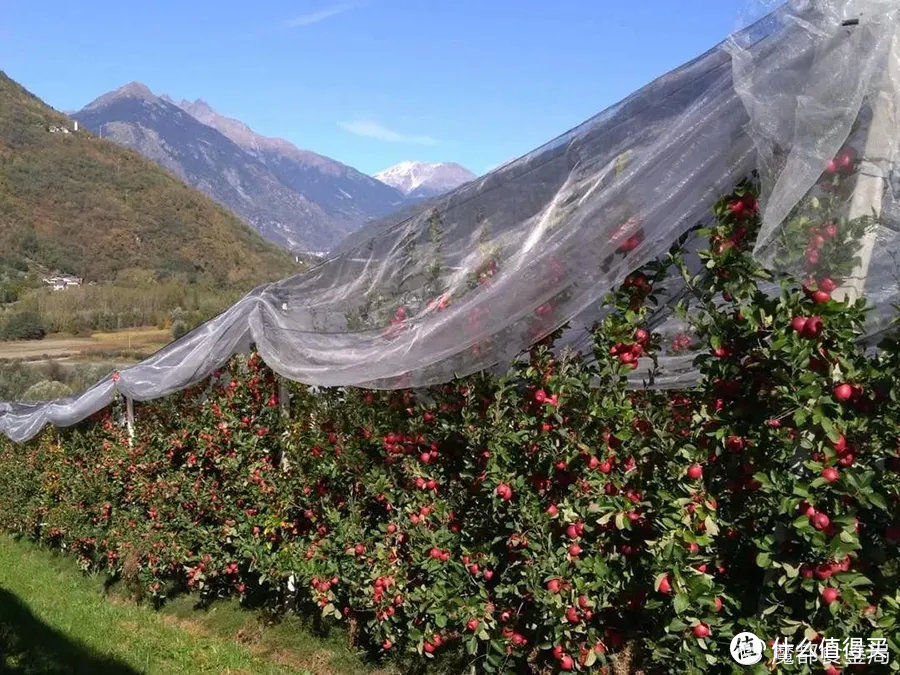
[835,29,898,304]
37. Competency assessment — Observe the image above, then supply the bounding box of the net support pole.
[278,379,291,419]
[836,33,898,304]
[125,396,134,446]
[278,378,291,472]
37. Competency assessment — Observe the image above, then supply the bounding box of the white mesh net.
[3,0,899,442]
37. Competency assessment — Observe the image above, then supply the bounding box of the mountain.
[375,161,476,200]
[174,99,407,226]
[0,71,296,285]
[73,83,342,252]
[73,84,407,252]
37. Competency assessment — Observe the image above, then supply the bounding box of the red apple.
[812,512,831,530]
[822,587,840,604]
[815,563,833,580]
[837,150,855,173]
[822,467,839,483]
[726,435,745,452]
[693,623,711,638]
[657,575,672,594]
[620,235,641,252]
[834,383,853,401]
[560,655,575,671]
[803,315,824,338]
[687,463,703,480]
[496,483,513,500]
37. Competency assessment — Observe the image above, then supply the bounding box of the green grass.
[0,535,391,674]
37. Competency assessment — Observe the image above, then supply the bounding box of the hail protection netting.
[3,0,900,443]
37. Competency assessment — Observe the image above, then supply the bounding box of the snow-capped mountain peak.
[374,161,476,199]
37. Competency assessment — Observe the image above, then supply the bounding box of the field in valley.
[0,327,174,401]
[0,327,172,362]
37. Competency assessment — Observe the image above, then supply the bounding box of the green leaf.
[756,552,771,568]
[820,416,838,440]
[869,491,887,510]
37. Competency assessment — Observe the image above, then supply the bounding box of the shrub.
[1,310,46,340]
[0,282,21,304]
[21,379,73,402]
[171,320,189,341]
[0,179,898,673]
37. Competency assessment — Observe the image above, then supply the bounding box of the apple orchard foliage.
[1,177,900,674]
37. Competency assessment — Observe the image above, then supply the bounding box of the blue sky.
[0,1,773,176]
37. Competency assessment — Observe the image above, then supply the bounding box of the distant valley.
[0,71,297,358]
[0,69,477,367]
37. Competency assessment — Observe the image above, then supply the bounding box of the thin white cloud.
[285,3,357,27]
[339,120,437,146]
